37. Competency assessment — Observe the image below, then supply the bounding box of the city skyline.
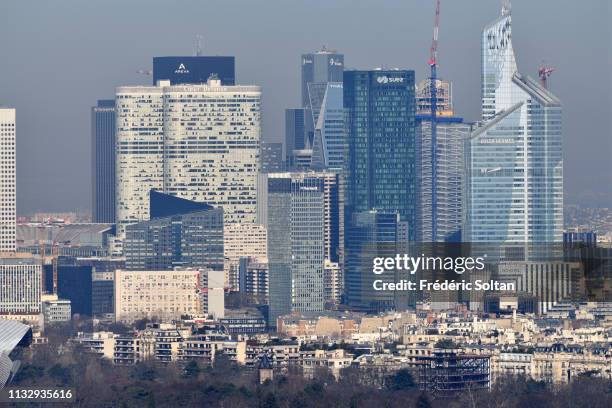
[0,0,609,214]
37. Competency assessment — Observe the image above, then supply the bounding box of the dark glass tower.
[344,69,417,240]
[91,99,116,223]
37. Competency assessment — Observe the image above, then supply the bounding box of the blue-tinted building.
[344,211,409,312]
[465,7,563,257]
[44,257,92,317]
[285,108,312,167]
[124,191,224,271]
[153,56,235,85]
[91,99,116,223]
[310,82,345,171]
[344,69,417,241]
[301,48,344,108]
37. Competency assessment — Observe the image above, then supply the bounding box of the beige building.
[223,223,267,289]
[114,269,200,323]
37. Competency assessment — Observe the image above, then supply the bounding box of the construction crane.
[428,0,441,242]
[538,65,555,89]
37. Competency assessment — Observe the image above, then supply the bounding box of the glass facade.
[266,173,325,327]
[344,69,417,241]
[124,191,223,271]
[91,99,116,224]
[311,82,345,171]
[416,116,471,242]
[465,8,563,256]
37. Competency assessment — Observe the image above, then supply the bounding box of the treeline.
[9,343,612,408]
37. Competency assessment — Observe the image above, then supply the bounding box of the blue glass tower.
[344,69,417,241]
[91,99,116,223]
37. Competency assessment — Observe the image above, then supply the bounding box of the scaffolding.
[418,350,490,398]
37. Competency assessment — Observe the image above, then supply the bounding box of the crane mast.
[429,0,441,242]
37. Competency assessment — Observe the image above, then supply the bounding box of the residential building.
[114,269,201,323]
[200,269,225,319]
[41,294,71,324]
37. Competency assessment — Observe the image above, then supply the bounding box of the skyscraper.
[0,254,42,318]
[116,76,261,238]
[415,80,471,242]
[162,77,261,223]
[91,100,116,223]
[464,6,563,251]
[0,108,16,252]
[344,69,417,240]
[115,85,164,237]
[266,173,325,327]
[153,56,235,85]
[284,108,310,167]
[301,48,344,108]
[310,82,345,171]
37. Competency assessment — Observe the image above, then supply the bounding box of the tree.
[386,369,417,391]
[415,392,432,408]
[183,360,200,379]
[434,339,457,349]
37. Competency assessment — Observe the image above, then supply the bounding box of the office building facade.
[266,173,325,326]
[0,255,42,317]
[0,108,16,252]
[416,116,471,242]
[124,192,224,272]
[91,100,116,223]
[260,142,284,173]
[344,211,408,312]
[116,77,261,237]
[224,223,267,290]
[310,82,345,171]
[153,56,235,86]
[464,7,563,249]
[301,48,344,108]
[115,85,164,237]
[344,69,417,240]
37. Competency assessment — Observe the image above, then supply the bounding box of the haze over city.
[0,0,610,214]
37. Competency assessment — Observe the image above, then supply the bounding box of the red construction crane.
[538,65,555,89]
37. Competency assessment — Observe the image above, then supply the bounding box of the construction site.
[418,350,491,398]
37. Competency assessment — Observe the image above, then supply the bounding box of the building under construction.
[418,351,490,397]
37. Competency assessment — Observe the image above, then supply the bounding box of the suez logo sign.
[174,63,190,74]
[376,75,404,84]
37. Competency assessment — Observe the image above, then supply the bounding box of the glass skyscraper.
[464,6,563,254]
[91,99,116,224]
[344,69,417,241]
[266,173,325,327]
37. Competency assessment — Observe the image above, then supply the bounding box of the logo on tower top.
[174,63,190,74]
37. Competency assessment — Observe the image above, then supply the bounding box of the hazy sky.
[0,0,610,214]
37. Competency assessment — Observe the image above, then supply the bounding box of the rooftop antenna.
[195,34,204,56]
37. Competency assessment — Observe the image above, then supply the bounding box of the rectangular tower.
[91,100,116,223]
[0,108,16,252]
[266,173,325,327]
[344,69,417,240]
